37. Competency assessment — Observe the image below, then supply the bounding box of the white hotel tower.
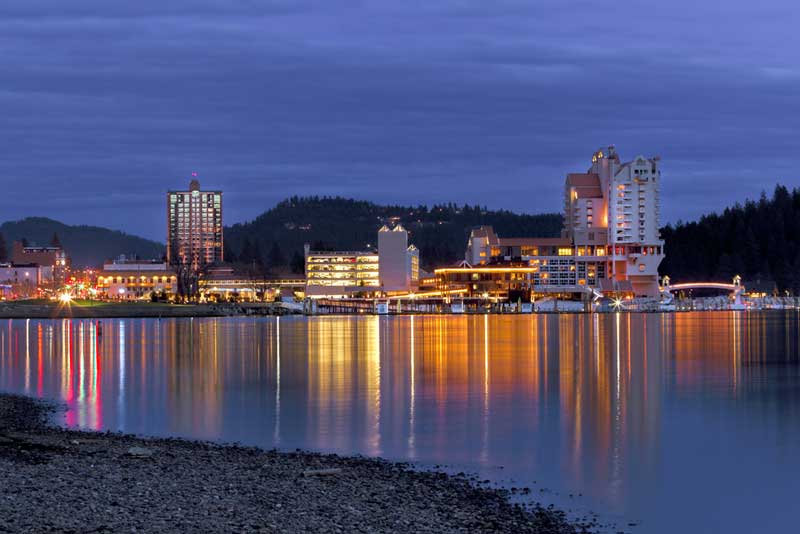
[564,145,664,296]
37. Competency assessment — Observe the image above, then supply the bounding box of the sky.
[2,0,799,241]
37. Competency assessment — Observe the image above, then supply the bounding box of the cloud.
[0,0,799,240]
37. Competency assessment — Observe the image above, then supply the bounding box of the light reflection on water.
[1,313,800,533]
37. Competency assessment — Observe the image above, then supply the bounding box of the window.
[557,247,573,256]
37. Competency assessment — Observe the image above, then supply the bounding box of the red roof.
[566,173,600,187]
[566,173,602,199]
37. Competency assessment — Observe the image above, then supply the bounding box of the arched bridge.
[667,282,740,292]
[661,275,743,294]
[660,275,745,308]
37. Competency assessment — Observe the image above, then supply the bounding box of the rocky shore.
[0,393,593,533]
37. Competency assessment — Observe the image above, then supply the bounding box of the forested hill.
[0,217,165,268]
[660,185,800,293]
[224,197,563,271]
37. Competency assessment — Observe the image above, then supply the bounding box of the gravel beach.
[0,393,593,533]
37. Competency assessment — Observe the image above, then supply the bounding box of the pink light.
[191,171,198,177]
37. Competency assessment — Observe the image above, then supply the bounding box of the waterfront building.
[461,146,664,298]
[11,241,68,283]
[96,258,176,300]
[198,265,305,301]
[378,224,420,293]
[305,225,420,297]
[304,246,380,297]
[166,178,223,273]
[0,264,43,298]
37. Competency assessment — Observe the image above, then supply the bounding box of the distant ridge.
[0,217,165,268]
[224,196,564,271]
[0,199,564,271]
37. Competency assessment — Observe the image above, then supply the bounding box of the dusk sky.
[2,1,799,241]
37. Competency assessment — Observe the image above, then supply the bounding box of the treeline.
[660,185,800,293]
[0,217,165,267]
[224,196,563,273]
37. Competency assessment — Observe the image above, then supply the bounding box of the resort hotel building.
[450,146,664,299]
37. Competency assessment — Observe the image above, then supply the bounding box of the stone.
[126,447,154,458]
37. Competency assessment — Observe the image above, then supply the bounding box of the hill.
[224,197,564,272]
[0,217,165,268]
[660,185,800,293]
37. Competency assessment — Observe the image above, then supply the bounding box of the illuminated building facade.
[568,146,664,296]
[198,265,305,301]
[463,146,664,297]
[166,179,223,272]
[304,247,380,296]
[96,259,176,300]
[305,225,420,297]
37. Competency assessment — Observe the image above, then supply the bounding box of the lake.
[1,313,799,533]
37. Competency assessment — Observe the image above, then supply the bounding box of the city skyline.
[2,1,800,240]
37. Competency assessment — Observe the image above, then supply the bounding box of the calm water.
[1,313,799,533]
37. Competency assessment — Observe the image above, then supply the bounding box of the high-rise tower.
[564,146,664,296]
[166,178,223,273]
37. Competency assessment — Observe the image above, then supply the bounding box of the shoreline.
[0,393,595,533]
[0,301,296,319]
[0,300,782,320]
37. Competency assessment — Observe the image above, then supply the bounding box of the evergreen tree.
[290,251,305,274]
[239,238,255,263]
[0,232,7,263]
[267,241,286,268]
[50,232,62,248]
[223,240,237,263]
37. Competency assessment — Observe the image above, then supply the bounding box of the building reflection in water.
[1,312,800,523]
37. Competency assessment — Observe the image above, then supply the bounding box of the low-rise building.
[304,247,380,297]
[0,264,43,298]
[96,258,176,300]
[198,265,304,301]
[11,242,68,284]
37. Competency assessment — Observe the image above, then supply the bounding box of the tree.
[239,238,256,263]
[223,240,238,263]
[0,232,7,263]
[267,241,286,269]
[290,251,305,274]
[50,232,62,248]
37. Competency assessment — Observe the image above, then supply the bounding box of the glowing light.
[59,293,72,304]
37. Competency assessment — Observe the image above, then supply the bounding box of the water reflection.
[1,313,800,533]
